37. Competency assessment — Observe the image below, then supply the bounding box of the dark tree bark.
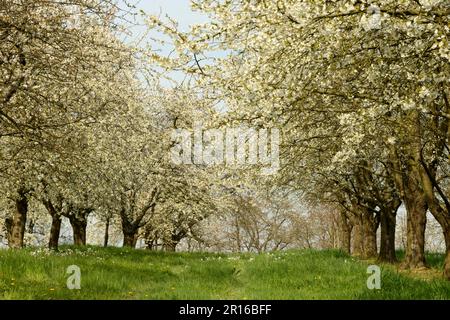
[390,142,427,269]
[444,229,450,281]
[378,209,398,262]
[104,217,110,247]
[403,193,427,268]
[421,184,450,279]
[419,154,450,279]
[43,198,61,250]
[361,212,378,259]
[120,187,159,249]
[420,192,450,280]
[70,218,87,245]
[144,226,158,250]
[163,241,178,252]
[350,218,364,257]
[68,210,90,246]
[338,211,352,254]
[378,208,397,263]
[146,240,154,250]
[9,189,28,248]
[4,217,13,244]
[122,229,138,248]
[121,212,139,248]
[27,219,35,233]
[49,215,62,250]
[387,116,428,269]
[163,233,185,252]
[348,205,378,259]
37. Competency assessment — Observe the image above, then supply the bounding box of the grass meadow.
[0,246,449,300]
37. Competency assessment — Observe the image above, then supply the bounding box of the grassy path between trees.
[0,246,449,299]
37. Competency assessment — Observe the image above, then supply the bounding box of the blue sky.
[135,0,208,31]
[121,0,208,39]
[118,0,210,85]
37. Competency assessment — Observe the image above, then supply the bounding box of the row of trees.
[148,0,450,279]
[2,0,449,281]
[0,1,228,252]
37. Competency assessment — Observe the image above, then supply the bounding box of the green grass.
[0,246,448,300]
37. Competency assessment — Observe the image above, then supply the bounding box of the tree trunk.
[378,207,397,263]
[351,222,364,256]
[163,241,178,252]
[9,190,28,248]
[4,217,13,244]
[48,215,62,250]
[27,219,35,233]
[164,233,184,252]
[69,217,87,246]
[146,240,154,250]
[43,199,61,250]
[338,211,352,254]
[104,217,110,247]
[120,208,139,248]
[443,228,450,281]
[144,227,157,250]
[123,230,138,248]
[403,194,427,268]
[444,251,450,281]
[361,213,378,259]
[418,159,450,279]
[389,114,427,269]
